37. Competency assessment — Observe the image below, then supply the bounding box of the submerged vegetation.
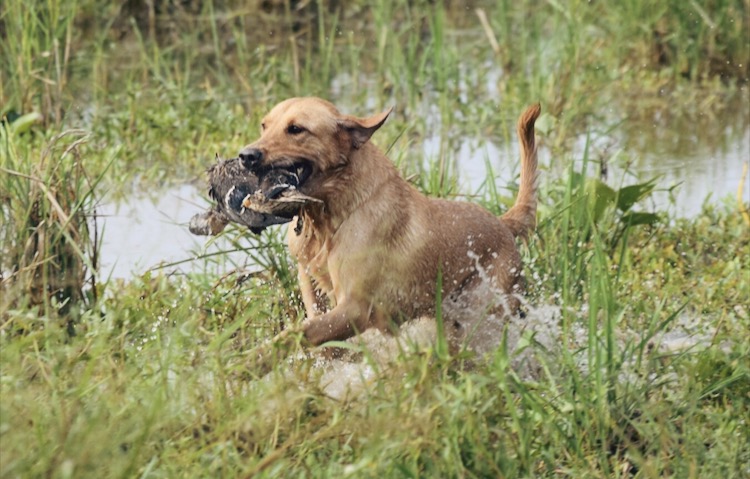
[1,0,749,477]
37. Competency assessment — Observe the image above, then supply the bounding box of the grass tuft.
[1,125,103,330]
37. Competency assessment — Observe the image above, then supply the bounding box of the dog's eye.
[286,124,305,135]
[260,122,266,131]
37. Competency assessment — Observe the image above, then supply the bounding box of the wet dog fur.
[237,97,541,349]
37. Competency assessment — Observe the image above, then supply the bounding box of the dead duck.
[189,155,320,236]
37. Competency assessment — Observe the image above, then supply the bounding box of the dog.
[236,97,541,349]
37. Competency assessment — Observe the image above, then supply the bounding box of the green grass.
[3,0,747,186]
[2,0,749,477]
[1,171,748,477]
[1,126,105,326]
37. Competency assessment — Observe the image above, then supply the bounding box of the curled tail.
[501,103,541,241]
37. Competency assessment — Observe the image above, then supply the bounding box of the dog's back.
[380,103,541,319]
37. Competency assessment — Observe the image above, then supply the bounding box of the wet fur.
[240,97,541,347]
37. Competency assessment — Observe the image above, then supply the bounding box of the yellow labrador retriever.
[238,97,540,349]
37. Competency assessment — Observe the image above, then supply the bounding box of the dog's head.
[236,97,392,200]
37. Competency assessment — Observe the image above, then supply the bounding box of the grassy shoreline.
[1,191,747,477]
[2,0,749,477]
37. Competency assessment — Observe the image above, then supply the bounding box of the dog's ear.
[337,107,393,149]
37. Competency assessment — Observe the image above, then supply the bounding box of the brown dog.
[239,97,540,348]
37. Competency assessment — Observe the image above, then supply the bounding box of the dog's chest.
[289,221,334,292]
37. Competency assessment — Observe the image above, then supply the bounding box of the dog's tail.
[501,103,541,241]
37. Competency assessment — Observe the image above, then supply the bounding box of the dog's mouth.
[261,160,313,198]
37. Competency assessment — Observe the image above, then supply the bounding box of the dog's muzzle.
[239,147,263,172]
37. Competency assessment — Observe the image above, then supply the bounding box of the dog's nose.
[239,147,263,171]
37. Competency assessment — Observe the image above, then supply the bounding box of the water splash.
[310,298,576,400]
[309,300,732,400]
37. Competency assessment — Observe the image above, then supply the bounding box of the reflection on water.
[635,127,749,217]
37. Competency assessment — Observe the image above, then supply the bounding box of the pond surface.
[99,112,748,279]
[98,184,251,279]
[428,120,749,216]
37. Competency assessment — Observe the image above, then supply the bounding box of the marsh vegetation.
[1,0,749,477]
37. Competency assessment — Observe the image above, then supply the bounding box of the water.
[310,302,730,401]
[429,112,750,218]
[98,183,252,279]
[307,302,728,401]
[99,118,748,279]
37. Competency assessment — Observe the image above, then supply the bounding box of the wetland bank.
[2,1,749,477]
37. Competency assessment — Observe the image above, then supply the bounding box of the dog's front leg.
[298,267,330,318]
[298,267,320,318]
[245,300,371,376]
[302,299,373,346]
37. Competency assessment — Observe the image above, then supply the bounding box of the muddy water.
[99,119,748,279]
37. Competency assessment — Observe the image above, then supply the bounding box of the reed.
[1,126,103,330]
